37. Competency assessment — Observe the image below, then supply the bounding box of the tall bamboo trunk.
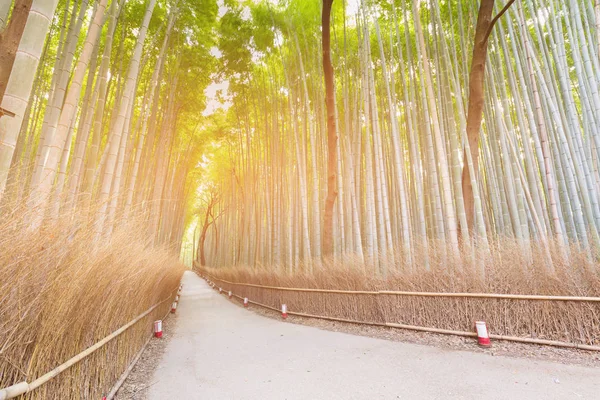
[0,0,60,200]
[95,0,157,236]
[26,0,108,227]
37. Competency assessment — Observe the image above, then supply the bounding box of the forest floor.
[120,270,600,399]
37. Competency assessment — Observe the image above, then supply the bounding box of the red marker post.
[154,320,163,338]
[281,304,288,319]
[475,321,491,347]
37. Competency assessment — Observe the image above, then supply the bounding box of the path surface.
[148,271,599,400]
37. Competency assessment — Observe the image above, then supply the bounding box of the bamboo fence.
[0,287,179,400]
[198,269,600,352]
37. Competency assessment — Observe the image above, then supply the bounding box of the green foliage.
[217,6,253,78]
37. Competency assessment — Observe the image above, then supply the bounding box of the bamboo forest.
[196,0,600,275]
[2,0,600,398]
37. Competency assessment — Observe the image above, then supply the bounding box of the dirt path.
[146,271,599,399]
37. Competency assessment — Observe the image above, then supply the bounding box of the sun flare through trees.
[2,0,600,397]
[193,0,600,278]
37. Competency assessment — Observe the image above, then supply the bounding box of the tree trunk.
[0,0,33,106]
[461,0,495,235]
[0,0,60,200]
[322,0,337,257]
[197,196,217,266]
[462,0,515,234]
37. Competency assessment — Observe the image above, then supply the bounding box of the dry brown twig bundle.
[0,204,184,399]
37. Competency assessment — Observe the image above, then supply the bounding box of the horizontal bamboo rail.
[201,272,600,352]
[106,303,174,400]
[0,287,178,400]
[106,337,152,400]
[204,274,600,302]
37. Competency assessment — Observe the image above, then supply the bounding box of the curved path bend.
[148,271,599,400]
